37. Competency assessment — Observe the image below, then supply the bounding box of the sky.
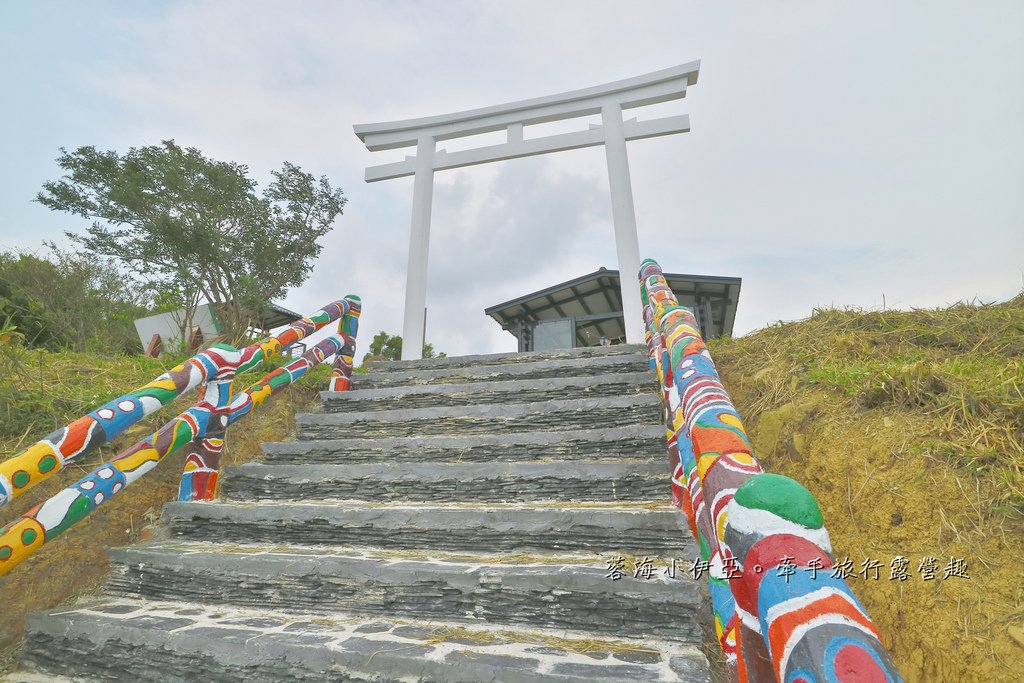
[1,1,1022,357]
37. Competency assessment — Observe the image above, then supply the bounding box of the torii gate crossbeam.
[354,61,700,359]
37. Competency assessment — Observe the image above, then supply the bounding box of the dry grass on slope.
[708,292,1024,682]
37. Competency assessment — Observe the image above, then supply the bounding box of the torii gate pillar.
[355,62,700,359]
[404,135,436,361]
[601,103,644,349]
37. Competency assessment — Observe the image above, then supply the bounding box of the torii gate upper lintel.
[354,61,700,359]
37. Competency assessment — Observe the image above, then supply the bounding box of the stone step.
[160,501,692,555]
[366,343,647,372]
[105,545,706,645]
[220,461,668,503]
[1,673,79,683]
[357,352,650,389]
[321,372,655,412]
[20,599,710,682]
[262,425,667,465]
[297,394,661,440]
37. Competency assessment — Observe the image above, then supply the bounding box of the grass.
[710,292,1024,515]
[0,347,180,461]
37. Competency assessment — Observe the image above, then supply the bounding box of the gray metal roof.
[256,302,303,331]
[213,301,303,332]
[485,267,741,343]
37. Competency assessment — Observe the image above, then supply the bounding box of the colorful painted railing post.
[0,330,353,576]
[639,259,901,683]
[328,295,361,391]
[177,346,237,502]
[640,268,682,507]
[640,260,745,674]
[0,299,355,509]
[725,474,900,682]
[177,295,362,502]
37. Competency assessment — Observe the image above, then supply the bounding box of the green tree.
[0,247,149,353]
[36,140,346,341]
[362,331,445,364]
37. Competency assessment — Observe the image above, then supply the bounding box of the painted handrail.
[640,259,901,683]
[178,296,361,501]
[0,299,356,508]
[0,327,355,575]
[327,298,360,392]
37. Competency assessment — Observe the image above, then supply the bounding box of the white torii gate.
[354,61,700,359]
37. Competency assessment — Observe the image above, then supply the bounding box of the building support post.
[601,103,645,345]
[401,135,436,360]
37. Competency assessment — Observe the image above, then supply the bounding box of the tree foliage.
[362,331,445,364]
[36,140,346,341]
[0,247,149,353]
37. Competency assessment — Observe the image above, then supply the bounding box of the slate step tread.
[299,394,659,424]
[260,425,667,464]
[219,460,669,503]
[160,500,693,555]
[105,544,705,643]
[21,599,709,682]
[366,344,647,371]
[319,372,655,411]
[357,354,650,389]
[1,674,79,683]
[296,394,661,439]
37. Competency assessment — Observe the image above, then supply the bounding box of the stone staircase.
[9,345,712,682]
